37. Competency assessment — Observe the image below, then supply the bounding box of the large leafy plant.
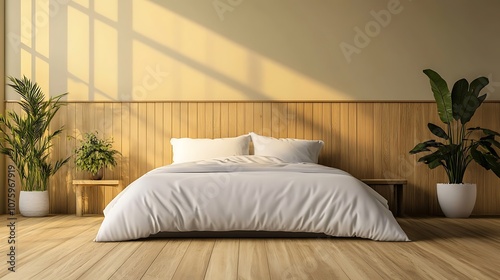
[410,69,500,183]
[74,131,120,177]
[0,76,70,191]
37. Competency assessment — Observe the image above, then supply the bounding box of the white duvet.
[95,156,409,242]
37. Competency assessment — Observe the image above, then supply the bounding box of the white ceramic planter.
[437,183,476,218]
[19,191,50,217]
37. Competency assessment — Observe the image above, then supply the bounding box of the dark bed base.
[148,231,331,239]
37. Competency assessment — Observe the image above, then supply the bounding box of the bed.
[95,133,409,242]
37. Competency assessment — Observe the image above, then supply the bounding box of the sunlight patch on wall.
[20,49,32,80]
[67,5,89,100]
[95,0,118,22]
[72,0,89,9]
[94,19,118,100]
[19,0,32,48]
[130,1,349,101]
[35,56,50,95]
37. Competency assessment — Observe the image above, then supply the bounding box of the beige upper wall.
[5,0,500,101]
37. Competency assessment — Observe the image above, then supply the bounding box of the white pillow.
[170,135,250,164]
[249,132,324,163]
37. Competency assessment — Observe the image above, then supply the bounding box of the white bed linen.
[95,156,409,242]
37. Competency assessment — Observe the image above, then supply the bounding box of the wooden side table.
[72,180,120,216]
[361,179,407,217]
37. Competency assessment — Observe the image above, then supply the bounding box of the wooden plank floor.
[0,215,499,279]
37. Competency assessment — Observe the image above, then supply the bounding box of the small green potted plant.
[74,131,120,180]
[410,69,500,217]
[0,76,70,216]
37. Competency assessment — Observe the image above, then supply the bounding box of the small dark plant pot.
[90,168,104,180]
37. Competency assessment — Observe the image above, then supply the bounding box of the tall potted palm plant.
[0,76,70,216]
[410,69,500,217]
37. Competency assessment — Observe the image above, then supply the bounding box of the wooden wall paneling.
[406,103,420,215]
[219,103,229,137]
[338,104,349,172]
[154,103,164,168]
[180,103,189,137]
[162,103,172,165]
[279,103,288,139]
[372,103,383,179]
[377,103,395,202]
[129,103,140,191]
[120,103,131,193]
[303,103,313,140]
[388,103,401,180]
[356,103,374,179]
[379,103,391,180]
[312,103,322,151]
[49,104,62,213]
[95,103,106,212]
[472,103,500,214]
[213,103,221,138]
[389,103,403,206]
[103,103,114,209]
[236,103,246,136]
[72,103,83,213]
[270,103,280,137]
[244,103,254,136]
[227,103,237,136]
[295,103,304,140]
[146,103,156,171]
[171,101,181,158]
[59,103,69,213]
[188,103,197,138]
[287,103,297,139]
[197,103,206,138]
[321,103,332,167]
[400,103,417,215]
[83,103,95,214]
[5,101,500,216]
[108,103,122,200]
[261,102,272,136]
[65,103,77,214]
[205,103,214,139]
[137,103,148,177]
[253,103,263,136]
[330,103,341,169]
[347,103,357,176]
[369,103,390,206]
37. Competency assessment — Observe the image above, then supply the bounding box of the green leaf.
[484,138,500,149]
[483,128,500,137]
[0,76,69,191]
[427,123,449,140]
[409,140,443,154]
[428,159,443,169]
[461,94,484,124]
[423,69,453,124]
[471,147,490,170]
[451,78,469,121]
[469,76,489,97]
[418,151,442,164]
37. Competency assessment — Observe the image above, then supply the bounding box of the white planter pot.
[437,183,476,218]
[19,191,49,217]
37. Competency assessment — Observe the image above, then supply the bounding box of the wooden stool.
[72,180,120,216]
